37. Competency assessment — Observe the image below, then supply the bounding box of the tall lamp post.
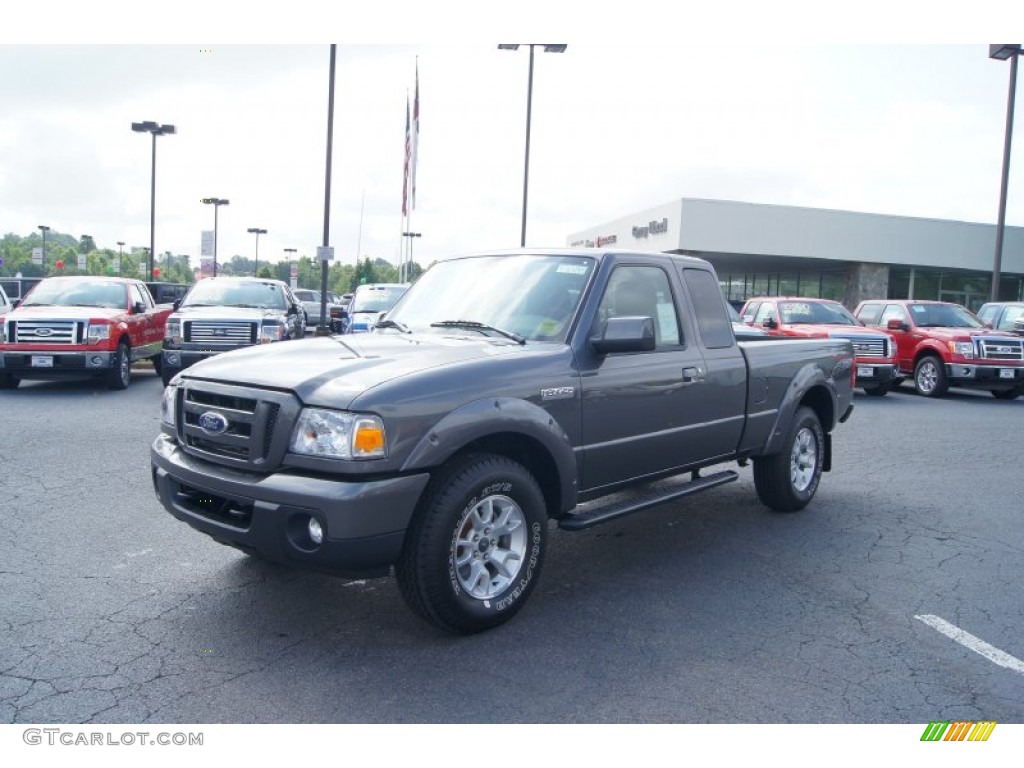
[401,232,421,281]
[200,198,230,276]
[989,44,1021,302]
[247,227,268,276]
[37,225,50,270]
[284,247,297,288]
[498,43,567,247]
[115,240,124,274]
[131,121,176,281]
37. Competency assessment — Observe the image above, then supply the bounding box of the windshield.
[22,279,126,308]
[779,300,859,325]
[387,254,596,342]
[351,285,408,313]
[909,303,984,328]
[183,280,287,310]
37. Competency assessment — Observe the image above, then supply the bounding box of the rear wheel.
[913,355,948,398]
[861,382,890,397]
[0,372,20,389]
[396,453,548,634]
[107,341,131,390]
[753,406,824,512]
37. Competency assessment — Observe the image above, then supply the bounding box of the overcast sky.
[3,4,1024,272]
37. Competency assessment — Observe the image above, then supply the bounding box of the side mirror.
[590,316,656,354]
[173,299,182,311]
[763,317,778,329]
[886,318,908,332]
[132,301,146,315]
[983,320,993,329]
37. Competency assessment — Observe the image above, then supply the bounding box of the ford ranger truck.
[855,299,1024,399]
[740,297,899,396]
[161,276,306,386]
[0,276,171,390]
[152,249,855,633]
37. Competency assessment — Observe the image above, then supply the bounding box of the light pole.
[284,247,297,287]
[131,121,176,281]
[201,198,230,276]
[115,241,124,274]
[80,234,91,274]
[989,44,1021,302]
[498,44,567,247]
[247,227,267,276]
[37,225,49,270]
[401,232,421,281]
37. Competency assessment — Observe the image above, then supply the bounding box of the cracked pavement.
[1,372,1022,723]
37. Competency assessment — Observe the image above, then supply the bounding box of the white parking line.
[915,614,1024,674]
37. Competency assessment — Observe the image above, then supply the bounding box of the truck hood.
[180,331,536,408]
[913,327,1014,341]
[784,324,887,338]
[173,305,286,322]
[8,305,126,321]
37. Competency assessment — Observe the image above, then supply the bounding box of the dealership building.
[567,198,1024,312]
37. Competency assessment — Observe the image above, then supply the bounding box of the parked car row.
[737,297,1024,400]
[0,276,416,390]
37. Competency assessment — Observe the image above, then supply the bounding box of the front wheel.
[914,355,948,397]
[106,341,131,390]
[861,382,890,397]
[396,453,548,634]
[753,406,824,512]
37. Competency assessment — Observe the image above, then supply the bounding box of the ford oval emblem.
[35,328,53,337]
[198,411,229,435]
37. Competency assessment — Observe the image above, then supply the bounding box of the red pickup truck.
[854,299,1024,399]
[0,276,172,390]
[739,297,900,396]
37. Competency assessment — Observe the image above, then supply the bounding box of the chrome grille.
[831,334,887,358]
[176,382,299,471]
[185,321,256,345]
[14,319,83,345]
[977,337,1024,361]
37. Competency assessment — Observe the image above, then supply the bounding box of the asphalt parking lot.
[1,370,1022,724]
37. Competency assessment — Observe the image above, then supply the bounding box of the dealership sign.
[632,218,668,239]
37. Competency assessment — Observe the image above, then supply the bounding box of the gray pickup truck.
[152,249,854,633]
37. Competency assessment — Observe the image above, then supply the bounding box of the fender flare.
[401,397,577,514]
[762,362,838,457]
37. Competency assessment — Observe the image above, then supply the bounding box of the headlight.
[949,341,974,358]
[160,383,178,428]
[260,323,285,343]
[164,319,182,347]
[87,323,111,344]
[289,409,387,460]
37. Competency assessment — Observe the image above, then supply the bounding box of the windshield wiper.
[375,318,410,333]
[430,320,525,345]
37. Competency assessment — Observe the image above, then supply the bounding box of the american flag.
[401,95,411,216]
[410,62,419,210]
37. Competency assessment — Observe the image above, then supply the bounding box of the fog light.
[308,517,324,545]
[91,355,103,365]
[166,352,180,365]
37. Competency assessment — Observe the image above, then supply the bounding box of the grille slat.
[185,320,257,344]
[830,334,888,358]
[978,337,1024,361]
[14,320,82,345]
[176,382,297,470]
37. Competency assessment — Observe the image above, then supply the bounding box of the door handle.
[681,366,704,383]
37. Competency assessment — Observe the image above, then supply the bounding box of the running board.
[558,470,738,531]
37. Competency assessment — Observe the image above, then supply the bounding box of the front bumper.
[854,361,898,383]
[0,349,115,376]
[150,433,430,577]
[946,363,1024,389]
